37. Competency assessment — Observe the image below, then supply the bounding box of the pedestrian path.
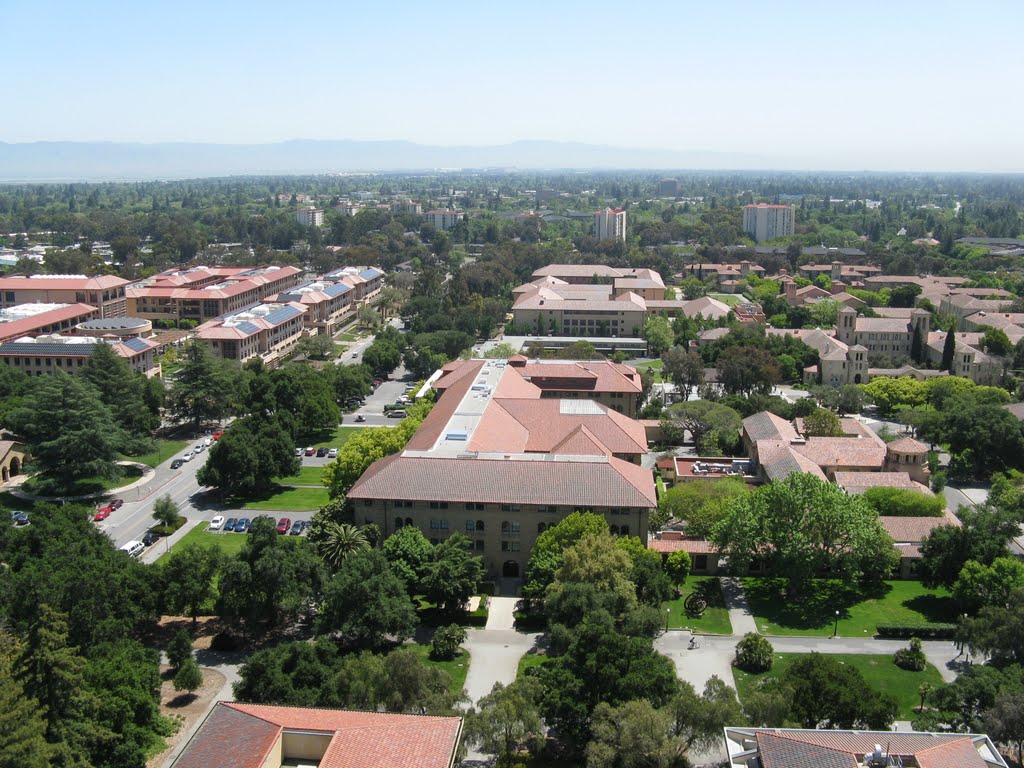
[484,596,518,630]
[718,576,757,636]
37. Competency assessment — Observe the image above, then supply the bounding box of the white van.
[120,540,145,558]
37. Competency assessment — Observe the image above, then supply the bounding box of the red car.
[94,506,113,521]
[213,431,224,441]
[109,498,124,510]
[276,517,291,535]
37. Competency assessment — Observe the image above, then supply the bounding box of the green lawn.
[742,578,956,637]
[664,575,733,634]
[239,485,330,511]
[634,360,664,382]
[158,522,251,560]
[0,491,30,512]
[409,643,470,697]
[732,653,944,720]
[273,466,327,487]
[298,426,359,450]
[708,293,746,307]
[22,465,145,497]
[517,651,553,679]
[123,440,190,469]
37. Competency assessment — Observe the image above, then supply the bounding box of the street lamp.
[665,607,671,633]
[833,610,840,638]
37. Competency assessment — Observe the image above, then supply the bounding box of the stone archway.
[9,456,20,476]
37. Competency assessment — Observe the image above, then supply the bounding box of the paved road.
[462,629,540,706]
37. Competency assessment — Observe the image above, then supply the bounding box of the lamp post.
[833,610,840,638]
[665,607,671,633]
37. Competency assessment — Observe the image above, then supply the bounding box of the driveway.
[462,629,540,707]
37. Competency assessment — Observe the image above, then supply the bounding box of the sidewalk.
[718,576,757,636]
[141,518,203,564]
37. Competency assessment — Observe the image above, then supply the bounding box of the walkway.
[484,596,518,630]
[718,576,758,636]
[462,629,540,706]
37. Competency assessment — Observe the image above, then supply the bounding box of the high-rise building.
[424,210,465,231]
[593,208,627,241]
[657,178,679,197]
[742,204,795,242]
[295,207,324,227]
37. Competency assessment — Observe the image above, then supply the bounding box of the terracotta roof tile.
[880,511,961,543]
[834,471,932,495]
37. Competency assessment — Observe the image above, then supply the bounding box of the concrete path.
[462,629,540,707]
[718,576,757,636]
[484,596,518,631]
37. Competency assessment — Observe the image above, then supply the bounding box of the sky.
[4,0,1023,172]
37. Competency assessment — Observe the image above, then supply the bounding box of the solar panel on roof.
[122,337,150,352]
[235,321,261,335]
[0,342,98,356]
[263,306,301,325]
[324,282,351,297]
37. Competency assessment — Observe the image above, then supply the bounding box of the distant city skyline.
[4,0,1023,172]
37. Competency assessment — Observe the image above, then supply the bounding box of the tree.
[809,298,840,328]
[717,346,780,397]
[166,629,193,670]
[173,657,203,698]
[941,326,957,371]
[983,327,1013,357]
[656,478,748,539]
[664,551,692,590]
[362,340,402,374]
[430,624,466,661]
[920,503,1024,589]
[167,341,239,432]
[523,511,609,601]
[403,346,447,379]
[197,415,300,497]
[893,637,927,671]
[939,401,1024,478]
[382,525,434,591]
[713,473,899,597]
[666,676,746,754]
[743,677,794,728]
[784,653,898,729]
[643,316,674,357]
[735,633,773,672]
[586,699,685,768]
[421,533,483,615]
[465,679,545,768]
[953,557,1024,613]
[661,399,742,453]
[661,346,704,394]
[152,493,180,530]
[547,534,639,622]
[984,688,1024,768]
[162,544,222,624]
[914,663,1014,733]
[862,487,944,517]
[296,333,335,360]
[802,408,843,437]
[317,522,370,571]
[11,373,121,489]
[0,645,52,768]
[83,342,160,438]
[317,549,417,650]
[837,384,866,414]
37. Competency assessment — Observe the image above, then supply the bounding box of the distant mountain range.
[0,139,767,181]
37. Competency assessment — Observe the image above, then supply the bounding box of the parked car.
[94,507,112,521]
[193,443,205,454]
[170,459,184,470]
[327,447,339,458]
[142,531,159,546]
[316,447,328,458]
[209,515,225,531]
[276,517,291,534]
[223,517,238,532]
[182,450,195,462]
[289,520,306,536]
[235,518,250,533]
[351,352,358,358]
[387,409,407,418]
[212,431,224,441]
[11,512,29,526]
[294,447,303,456]
[304,446,316,456]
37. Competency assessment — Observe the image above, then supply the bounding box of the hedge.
[876,623,957,639]
[150,515,188,537]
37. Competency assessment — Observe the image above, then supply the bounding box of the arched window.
[537,522,547,534]
[476,520,485,532]
[621,525,630,536]
[501,521,511,534]
[395,518,404,529]
[610,524,620,535]
[405,517,413,527]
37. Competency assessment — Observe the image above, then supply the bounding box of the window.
[501,541,521,552]
[501,521,510,534]
[430,519,439,529]
[537,522,547,534]
[465,520,476,532]
[510,521,520,533]
[362,499,372,506]
[395,519,404,529]
[474,540,485,551]
[695,555,708,570]
[621,525,629,536]
[440,519,449,530]
[404,517,413,527]
[475,520,484,532]
[610,524,620,535]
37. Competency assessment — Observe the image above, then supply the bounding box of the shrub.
[862,487,944,517]
[893,637,927,671]
[173,657,204,695]
[735,632,774,672]
[876,623,957,639]
[151,515,188,537]
[430,623,467,661]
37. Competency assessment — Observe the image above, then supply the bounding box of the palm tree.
[319,523,370,570]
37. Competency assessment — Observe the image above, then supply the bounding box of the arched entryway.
[502,560,520,578]
[854,374,862,384]
[1,467,7,482]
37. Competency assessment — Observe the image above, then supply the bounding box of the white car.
[327,447,339,458]
[209,515,225,531]
[182,450,195,462]
[194,444,205,454]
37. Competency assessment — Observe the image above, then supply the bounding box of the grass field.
[732,653,944,720]
[664,575,733,634]
[298,426,359,450]
[239,485,330,511]
[708,293,746,307]
[124,440,190,468]
[634,359,664,382]
[409,643,470,697]
[517,651,553,679]
[158,522,251,560]
[742,578,956,637]
[22,465,145,497]
[274,466,327,487]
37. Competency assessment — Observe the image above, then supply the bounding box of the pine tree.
[173,658,204,697]
[911,325,923,363]
[0,643,52,768]
[941,325,957,372]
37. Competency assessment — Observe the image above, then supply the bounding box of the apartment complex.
[391,200,423,215]
[593,207,627,241]
[0,274,130,318]
[272,279,358,335]
[321,266,385,305]
[348,358,656,582]
[0,334,159,377]
[127,265,303,323]
[295,207,324,227]
[194,301,307,366]
[424,210,465,231]
[742,204,795,243]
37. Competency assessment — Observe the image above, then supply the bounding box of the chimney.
[831,280,846,295]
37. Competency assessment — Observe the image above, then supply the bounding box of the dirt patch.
[146,665,227,768]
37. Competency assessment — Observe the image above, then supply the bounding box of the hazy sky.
[5,0,1023,171]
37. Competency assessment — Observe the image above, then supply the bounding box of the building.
[742,204,794,243]
[295,207,324,227]
[0,334,159,377]
[171,702,463,768]
[321,266,385,305]
[723,727,1007,768]
[391,200,423,215]
[836,305,931,359]
[73,316,152,339]
[657,178,679,197]
[424,210,465,231]
[272,279,357,335]
[0,274,129,318]
[0,303,100,343]
[194,302,307,366]
[127,265,303,324]
[593,208,627,241]
[334,202,363,217]
[347,358,656,583]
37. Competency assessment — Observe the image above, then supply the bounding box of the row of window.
[395,517,632,538]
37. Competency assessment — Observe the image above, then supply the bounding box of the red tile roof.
[0,275,129,291]
[173,702,462,768]
[880,510,961,544]
[647,536,719,554]
[0,303,98,342]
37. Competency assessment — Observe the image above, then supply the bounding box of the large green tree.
[712,472,899,596]
[660,399,741,454]
[197,414,299,497]
[661,345,704,393]
[83,342,160,439]
[382,525,434,591]
[523,511,609,601]
[0,640,52,768]
[167,341,239,431]
[465,679,545,768]
[919,503,1024,589]
[716,346,780,397]
[784,653,898,729]
[420,533,483,615]
[586,699,687,768]
[654,477,748,538]
[161,544,222,624]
